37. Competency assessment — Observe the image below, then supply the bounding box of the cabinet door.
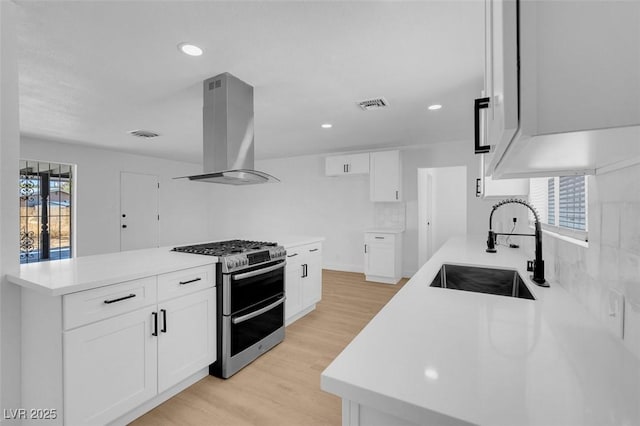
[485,0,519,157]
[325,155,347,176]
[301,245,322,307]
[370,151,401,202]
[64,306,158,426]
[285,250,303,321]
[157,288,216,393]
[364,239,396,277]
[346,153,370,174]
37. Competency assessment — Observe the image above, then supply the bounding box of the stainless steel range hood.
[182,73,279,185]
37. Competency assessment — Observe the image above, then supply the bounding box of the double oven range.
[172,240,286,378]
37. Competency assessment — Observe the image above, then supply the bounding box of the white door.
[120,172,159,251]
[418,170,433,266]
[157,289,216,393]
[418,167,467,264]
[63,307,158,425]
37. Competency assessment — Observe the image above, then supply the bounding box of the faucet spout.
[486,199,548,287]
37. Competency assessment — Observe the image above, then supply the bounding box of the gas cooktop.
[172,239,278,257]
[172,240,286,273]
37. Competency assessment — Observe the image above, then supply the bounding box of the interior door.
[120,172,159,251]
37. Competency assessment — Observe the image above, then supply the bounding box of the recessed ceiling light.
[428,104,442,111]
[321,123,333,129]
[178,43,203,57]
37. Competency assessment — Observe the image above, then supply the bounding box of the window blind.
[558,176,586,230]
[528,175,587,241]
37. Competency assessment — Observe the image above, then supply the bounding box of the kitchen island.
[321,235,640,426]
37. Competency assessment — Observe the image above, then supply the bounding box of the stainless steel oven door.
[221,294,285,378]
[223,260,285,315]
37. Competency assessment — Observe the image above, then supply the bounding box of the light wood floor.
[131,270,407,426]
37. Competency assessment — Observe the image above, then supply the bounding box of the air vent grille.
[128,129,160,139]
[357,97,389,111]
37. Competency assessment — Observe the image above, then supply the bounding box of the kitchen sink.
[429,264,535,300]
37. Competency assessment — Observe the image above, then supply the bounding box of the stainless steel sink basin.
[429,264,535,300]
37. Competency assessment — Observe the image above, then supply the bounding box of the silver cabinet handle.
[232,296,285,325]
[232,262,285,280]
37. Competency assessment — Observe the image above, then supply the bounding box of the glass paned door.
[19,160,73,263]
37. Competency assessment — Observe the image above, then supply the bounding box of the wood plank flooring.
[131,270,407,426]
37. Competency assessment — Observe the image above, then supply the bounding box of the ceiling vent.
[128,129,160,139]
[357,97,389,111]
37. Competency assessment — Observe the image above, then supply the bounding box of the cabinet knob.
[122,224,127,229]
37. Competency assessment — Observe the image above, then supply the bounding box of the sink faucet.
[486,199,548,287]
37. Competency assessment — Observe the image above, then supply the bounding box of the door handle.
[160,309,167,333]
[152,312,158,337]
[474,97,491,154]
[121,224,127,229]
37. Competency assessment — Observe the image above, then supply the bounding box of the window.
[19,160,74,263]
[529,175,588,242]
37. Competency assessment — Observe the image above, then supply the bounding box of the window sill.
[529,223,589,248]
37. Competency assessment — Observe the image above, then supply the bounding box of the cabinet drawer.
[365,233,396,244]
[63,276,157,330]
[304,242,322,255]
[157,264,215,301]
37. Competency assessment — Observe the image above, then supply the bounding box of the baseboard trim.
[323,263,364,273]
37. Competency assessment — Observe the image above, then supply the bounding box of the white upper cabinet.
[370,150,402,202]
[477,153,528,199]
[481,0,640,178]
[325,153,370,176]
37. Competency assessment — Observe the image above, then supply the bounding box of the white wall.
[202,141,505,277]
[21,136,209,256]
[204,154,375,272]
[1,0,22,415]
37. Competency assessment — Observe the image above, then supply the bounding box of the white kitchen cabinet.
[325,153,370,176]
[370,150,402,202]
[157,288,216,393]
[285,242,323,325]
[22,264,216,426]
[480,0,640,178]
[64,306,158,426]
[476,153,528,199]
[364,231,403,284]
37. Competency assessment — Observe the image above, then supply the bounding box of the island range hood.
[182,73,279,185]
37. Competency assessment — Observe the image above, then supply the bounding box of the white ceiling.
[16,1,484,164]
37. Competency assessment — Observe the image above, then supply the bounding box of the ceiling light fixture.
[428,104,442,111]
[321,123,333,129]
[178,43,203,57]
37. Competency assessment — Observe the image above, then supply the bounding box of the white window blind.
[529,176,588,242]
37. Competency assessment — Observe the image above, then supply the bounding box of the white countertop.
[8,236,324,297]
[321,235,640,426]
[7,247,217,296]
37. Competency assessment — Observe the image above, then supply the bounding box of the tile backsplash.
[374,202,406,229]
[528,164,640,360]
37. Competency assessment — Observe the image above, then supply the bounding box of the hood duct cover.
[181,73,279,185]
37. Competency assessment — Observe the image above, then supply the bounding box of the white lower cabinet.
[364,232,403,284]
[23,265,216,425]
[285,242,323,325]
[157,289,216,393]
[63,306,158,426]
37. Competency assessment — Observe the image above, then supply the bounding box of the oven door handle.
[232,296,286,325]
[232,262,285,280]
